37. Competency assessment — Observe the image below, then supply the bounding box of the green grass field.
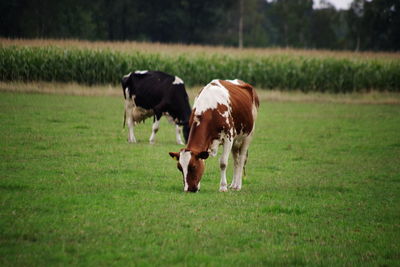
[1,90,399,266]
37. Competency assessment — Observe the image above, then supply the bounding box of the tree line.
[1,0,399,51]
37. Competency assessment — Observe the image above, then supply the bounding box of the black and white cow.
[121,70,191,144]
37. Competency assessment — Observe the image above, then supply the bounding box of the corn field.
[1,45,399,92]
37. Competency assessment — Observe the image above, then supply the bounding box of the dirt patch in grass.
[1,81,399,105]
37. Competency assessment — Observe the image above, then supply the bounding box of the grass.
[0,88,400,265]
[2,81,400,105]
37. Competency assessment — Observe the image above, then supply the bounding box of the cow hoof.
[149,141,155,145]
[230,186,241,191]
[128,140,137,144]
[219,186,228,192]
[229,184,241,191]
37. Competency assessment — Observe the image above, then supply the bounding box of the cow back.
[219,80,259,135]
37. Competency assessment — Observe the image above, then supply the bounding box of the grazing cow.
[122,70,191,144]
[169,79,259,192]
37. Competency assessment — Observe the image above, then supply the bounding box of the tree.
[265,0,313,48]
[347,0,400,51]
[310,2,339,49]
[347,0,366,51]
[362,0,400,50]
[0,0,397,51]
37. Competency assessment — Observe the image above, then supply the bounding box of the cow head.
[169,149,209,192]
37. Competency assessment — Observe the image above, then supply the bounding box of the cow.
[169,79,259,192]
[121,70,191,144]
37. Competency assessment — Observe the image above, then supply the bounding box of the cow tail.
[243,150,249,179]
[123,109,126,128]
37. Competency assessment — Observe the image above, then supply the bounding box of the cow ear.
[196,151,209,160]
[169,152,180,161]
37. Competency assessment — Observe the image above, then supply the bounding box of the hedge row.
[1,46,399,92]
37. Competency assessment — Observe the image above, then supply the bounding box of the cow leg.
[149,118,161,144]
[219,138,233,192]
[165,114,184,145]
[175,124,184,145]
[127,115,136,143]
[230,142,241,189]
[230,135,253,191]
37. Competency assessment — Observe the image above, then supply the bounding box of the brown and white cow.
[169,79,259,192]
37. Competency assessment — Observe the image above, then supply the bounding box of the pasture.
[0,88,399,266]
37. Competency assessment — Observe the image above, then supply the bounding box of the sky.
[265,0,354,10]
[313,0,353,10]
